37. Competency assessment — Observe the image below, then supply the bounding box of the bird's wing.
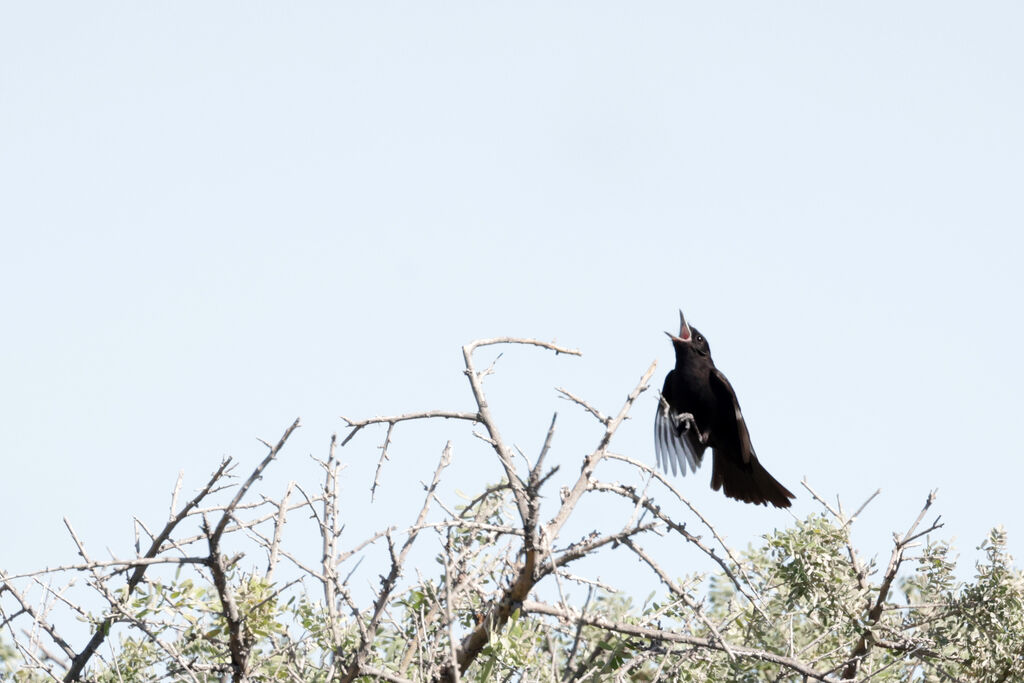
[654,395,706,476]
[708,367,755,464]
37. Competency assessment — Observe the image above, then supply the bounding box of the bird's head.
[666,310,711,358]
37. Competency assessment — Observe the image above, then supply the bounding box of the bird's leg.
[659,395,711,446]
[675,412,698,437]
[694,421,710,445]
[675,412,710,446]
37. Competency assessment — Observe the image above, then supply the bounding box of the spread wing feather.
[653,395,706,477]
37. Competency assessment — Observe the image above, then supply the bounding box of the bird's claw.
[676,413,710,445]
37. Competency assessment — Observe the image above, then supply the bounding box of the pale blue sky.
[2,1,1023,594]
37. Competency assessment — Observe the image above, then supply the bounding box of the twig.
[266,482,295,582]
[560,585,595,681]
[605,451,764,609]
[544,361,656,542]
[340,443,453,683]
[339,410,480,447]
[523,600,839,682]
[555,387,609,425]
[620,538,735,659]
[204,419,300,683]
[588,480,770,622]
[525,413,559,554]
[211,419,301,545]
[461,339,578,529]
[370,422,397,500]
[803,480,880,593]
[63,456,236,682]
[840,490,941,680]
[0,571,76,663]
[442,533,461,683]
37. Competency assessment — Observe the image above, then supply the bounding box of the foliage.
[5,510,1023,681]
[3,339,1022,682]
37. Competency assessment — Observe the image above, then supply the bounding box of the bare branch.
[802,479,877,592]
[542,522,660,572]
[0,571,76,663]
[203,419,300,683]
[462,343,541,528]
[63,456,236,682]
[3,556,211,581]
[265,482,295,582]
[205,517,250,683]
[604,451,760,596]
[525,413,558,554]
[371,422,397,500]
[555,387,609,424]
[339,410,479,447]
[358,666,415,683]
[211,418,301,545]
[522,600,840,682]
[588,480,771,623]
[544,361,656,542]
[341,443,453,683]
[619,538,735,659]
[318,433,345,652]
[561,585,595,680]
[462,337,581,358]
[841,490,941,680]
[442,534,461,683]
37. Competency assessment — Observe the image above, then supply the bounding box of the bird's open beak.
[665,309,692,343]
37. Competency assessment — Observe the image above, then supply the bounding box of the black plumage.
[654,311,795,508]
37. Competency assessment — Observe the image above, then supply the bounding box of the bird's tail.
[711,453,795,509]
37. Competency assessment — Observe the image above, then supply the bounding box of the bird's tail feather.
[711,453,795,509]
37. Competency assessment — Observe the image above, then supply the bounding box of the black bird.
[654,311,795,508]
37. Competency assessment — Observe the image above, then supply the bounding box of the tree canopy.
[3,339,1022,682]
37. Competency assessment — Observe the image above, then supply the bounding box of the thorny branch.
[460,338,580,530]
[543,360,657,542]
[521,600,840,682]
[60,455,238,682]
[339,442,453,683]
[840,489,943,680]
[432,354,653,681]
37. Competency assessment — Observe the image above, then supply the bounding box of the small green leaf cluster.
[4,505,1023,681]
